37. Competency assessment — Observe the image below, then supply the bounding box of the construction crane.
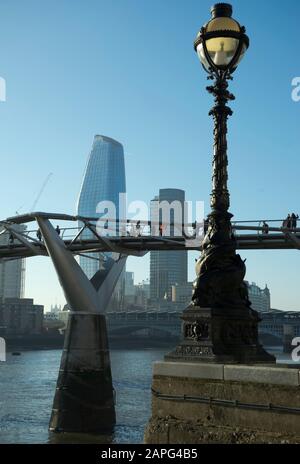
[30,172,53,212]
[14,173,53,216]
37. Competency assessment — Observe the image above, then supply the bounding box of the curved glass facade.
[77,135,126,279]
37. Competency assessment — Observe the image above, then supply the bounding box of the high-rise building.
[246,282,271,313]
[0,298,43,335]
[0,225,26,300]
[124,272,135,297]
[135,279,150,309]
[76,135,126,280]
[150,189,188,305]
[171,282,194,306]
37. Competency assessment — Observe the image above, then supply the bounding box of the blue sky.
[0,0,299,311]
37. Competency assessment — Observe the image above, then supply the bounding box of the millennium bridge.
[0,211,299,433]
[1,212,300,261]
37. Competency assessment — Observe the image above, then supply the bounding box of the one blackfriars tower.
[77,135,126,280]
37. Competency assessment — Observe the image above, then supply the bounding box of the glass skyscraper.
[77,135,126,279]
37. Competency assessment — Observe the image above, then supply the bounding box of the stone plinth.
[165,305,275,364]
[144,361,300,444]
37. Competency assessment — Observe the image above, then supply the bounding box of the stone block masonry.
[144,362,300,444]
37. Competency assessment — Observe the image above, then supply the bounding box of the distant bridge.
[259,311,300,343]
[105,310,300,345]
[106,311,182,339]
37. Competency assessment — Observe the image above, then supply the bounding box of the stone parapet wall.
[144,362,300,444]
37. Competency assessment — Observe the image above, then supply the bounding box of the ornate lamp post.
[167,4,275,363]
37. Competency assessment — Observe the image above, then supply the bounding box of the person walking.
[291,213,299,230]
[55,225,61,236]
[136,220,141,237]
[282,214,291,229]
[262,221,269,235]
[191,221,197,239]
[36,229,42,242]
[103,219,109,237]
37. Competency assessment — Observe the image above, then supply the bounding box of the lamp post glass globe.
[194,3,249,74]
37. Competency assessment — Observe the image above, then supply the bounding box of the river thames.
[0,348,171,444]
[0,347,288,444]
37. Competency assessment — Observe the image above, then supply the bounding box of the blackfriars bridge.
[105,310,300,347]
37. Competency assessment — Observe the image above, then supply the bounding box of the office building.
[0,298,44,335]
[0,225,26,300]
[171,282,194,306]
[76,135,126,279]
[246,282,271,313]
[125,272,135,297]
[150,189,188,304]
[76,135,126,311]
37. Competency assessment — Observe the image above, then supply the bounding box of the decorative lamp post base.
[165,304,276,364]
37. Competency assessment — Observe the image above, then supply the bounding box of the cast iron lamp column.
[166,3,275,363]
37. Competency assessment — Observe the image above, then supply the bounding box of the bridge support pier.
[49,312,115,433]
[35,217,120,434]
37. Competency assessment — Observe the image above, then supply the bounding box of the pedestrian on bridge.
[36,229,42,242]
[55,225,61,236]
[9,232,14,244]
[282,214,291,229]
[103,220,109,237]
[262,221,269,235]
[136,220,141,237]
[291,213,299,230]
[159,224,165,237]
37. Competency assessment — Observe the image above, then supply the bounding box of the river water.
[0,348,169,444]
[0,347,290,444]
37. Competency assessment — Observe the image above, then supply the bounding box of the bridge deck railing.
[0,213,300,258]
